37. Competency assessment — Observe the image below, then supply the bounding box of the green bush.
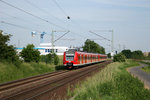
[40,53,59,65]
[54,53,59,65]
[113,53,126,62]
[20,44,40,62]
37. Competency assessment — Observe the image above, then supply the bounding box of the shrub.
[20,44,40,62]
[54,53,59,65]
[113,53,126,62]
[40,53,59,65]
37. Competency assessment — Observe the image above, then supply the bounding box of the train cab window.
[66,55,74,61]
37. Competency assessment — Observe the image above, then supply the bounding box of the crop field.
[68,60,150,100]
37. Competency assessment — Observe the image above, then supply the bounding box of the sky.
[0,0,150,53]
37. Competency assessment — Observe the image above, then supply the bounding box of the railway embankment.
[68,60,150,100]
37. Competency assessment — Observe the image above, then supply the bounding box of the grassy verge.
[0,56,64,84]
[0,62,56,83]
[68,60,150,100]
[141,61,150,73]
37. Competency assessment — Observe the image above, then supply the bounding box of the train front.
[63,49,76,69]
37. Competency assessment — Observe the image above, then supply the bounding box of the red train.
[63,49,107,69]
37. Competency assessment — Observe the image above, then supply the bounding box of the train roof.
[75,51,106,56]
[65,49,107,56]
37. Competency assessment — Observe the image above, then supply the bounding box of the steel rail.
[0,70,69,91]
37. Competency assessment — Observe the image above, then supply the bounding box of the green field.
[67,60,150,100]
[0,56,64,84]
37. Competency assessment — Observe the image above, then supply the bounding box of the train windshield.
[65,49,75,61]
[66,55,74,61]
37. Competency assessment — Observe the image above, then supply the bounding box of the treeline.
[121,49,146,59]
[0,30,59,66]
[113,49,149,62]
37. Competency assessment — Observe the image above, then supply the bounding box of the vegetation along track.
[0,61,111,100]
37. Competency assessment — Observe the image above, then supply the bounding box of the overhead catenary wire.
[51,0,88,36]
[0,0,87,44]
[52,0,69,18]
[0,0,67,30]
[23,0,84,40]
[0,11,44,29]
[23,0,67,24]
[0,21,41,32]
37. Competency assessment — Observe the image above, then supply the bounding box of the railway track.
[0,70,69,91]
[0,61,111,100]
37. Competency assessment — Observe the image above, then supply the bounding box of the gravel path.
[127,64,150,89]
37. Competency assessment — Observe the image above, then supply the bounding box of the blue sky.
[0,0,150,53]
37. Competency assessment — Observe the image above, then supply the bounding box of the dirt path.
[127,64,150,89]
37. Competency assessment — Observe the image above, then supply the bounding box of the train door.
[81,54,83,64]
[87,55,89,63]
[91,55,92,63]
[83,54,85,64]
[77,54,80,64]
[80,54,81,64]
[85,55,87,63]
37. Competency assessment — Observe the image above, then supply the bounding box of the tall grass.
[68,60,150,100]
[0,55,64,84]
[0,62,56,84]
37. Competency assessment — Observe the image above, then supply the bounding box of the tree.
[131,50,144,59]
[0,30,19,63]
[107,53,111,58]
[40,53,59,65]
[113,53,126,62]
[83,39,105,54]
[121,49,132,58]
[20,44,40,62]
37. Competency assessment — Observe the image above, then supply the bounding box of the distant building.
[16,43,69,55]
[143,52,150,57]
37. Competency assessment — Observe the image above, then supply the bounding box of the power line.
[0,0,87,43]
[51,0,90,39]
[23,0,67,24]
[0,21,41,32]
[51,0,85,30]
[52,0,69,17]
[0,0,66,30]
[0,11,43,28]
